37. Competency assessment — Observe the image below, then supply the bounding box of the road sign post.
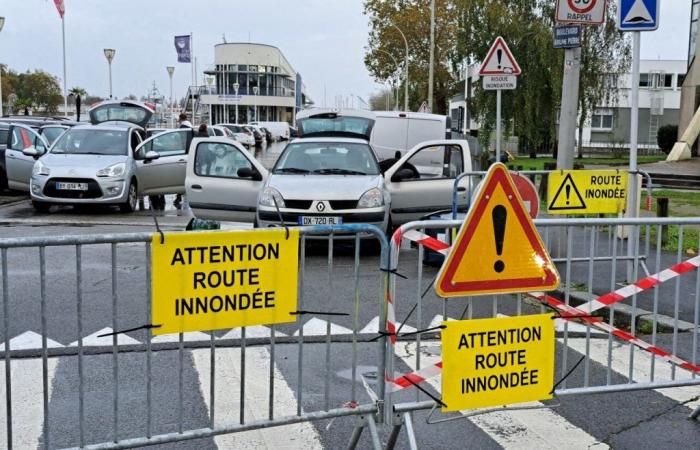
[479,37,521,163]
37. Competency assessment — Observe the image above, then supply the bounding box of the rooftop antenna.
[222,33,227,43]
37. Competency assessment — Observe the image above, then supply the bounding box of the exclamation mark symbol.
[497,49,503,70]
[565,184,571,206]
[492,205,507,273]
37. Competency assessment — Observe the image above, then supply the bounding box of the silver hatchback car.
[28,101,195,212]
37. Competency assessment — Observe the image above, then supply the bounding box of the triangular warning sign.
[623,0,654,24]
[418,101,430,113]
[435,163,559,297]
[548,173,586,211]
[479,36,522,76]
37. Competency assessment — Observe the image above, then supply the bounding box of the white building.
[200,43,313,125]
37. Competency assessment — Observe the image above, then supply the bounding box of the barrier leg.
[366,414,383,450]
[404,412,419,450]
[384,421,403,450]
[690,405,700,421]
[346,417,366,450]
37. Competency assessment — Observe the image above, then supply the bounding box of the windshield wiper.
[314,168,367,175]
[274,167,311,174]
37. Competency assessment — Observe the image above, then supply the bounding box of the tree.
[3,68,63,114]
[657,124,678,155]
[68,87,87,104]
[369,87,397,111]
[363,0,459,114]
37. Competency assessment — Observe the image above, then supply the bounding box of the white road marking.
[565,337,700,411]
[68,327,139,346]
[0,358,58,449]
[151,331,212,343]
[360,316,417,334]
[395,342,608,449]
[192,347,322,449]
[293,318,352,336]
[0,331,63,351]
[221,326,287,339]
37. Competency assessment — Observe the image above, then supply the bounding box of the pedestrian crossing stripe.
[548,173,586,211]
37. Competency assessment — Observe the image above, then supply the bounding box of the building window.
[678,73,687,88]
[639,73,651,88]
[660,73,674,89]
[591,109,614,131]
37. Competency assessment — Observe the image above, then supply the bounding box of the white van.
[295,109,450,161]
[249,121,290,141]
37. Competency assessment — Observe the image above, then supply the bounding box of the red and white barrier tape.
[529,292,700,374]
[577,256,700,313]
[402,230,451,255]
[386,361,443,393]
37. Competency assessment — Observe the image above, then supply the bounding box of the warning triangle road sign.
[435,163,559,297]
[548,173,587,211]
[479,36,522,76]
[418,101,430,113]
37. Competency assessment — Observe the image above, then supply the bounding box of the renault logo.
[316,202,326,212]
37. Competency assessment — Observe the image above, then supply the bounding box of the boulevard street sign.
[547,169,628,214]
[482,75,517,91]
[441,314,555,411]
[151,229,299,335]
[435,164,559,297]
[555,0,606,25]
[554,25,582,48]
[618,0,659,31]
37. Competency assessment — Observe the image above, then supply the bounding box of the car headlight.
[96,162,126,178]
[259,187,285,208]
[33,160,50,176]
[358,188,384,208]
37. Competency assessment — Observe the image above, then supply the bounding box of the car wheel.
[32,201,51,213]
[120,180,137,213]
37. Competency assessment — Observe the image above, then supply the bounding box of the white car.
[217,123,255,147]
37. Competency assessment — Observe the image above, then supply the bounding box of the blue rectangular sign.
[618,0,659,31]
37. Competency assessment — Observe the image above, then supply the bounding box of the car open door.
[6,124,49,191]
[384,140,471,225]
[134,129,192,195]
[186,138,267,223]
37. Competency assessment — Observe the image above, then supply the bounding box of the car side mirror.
[391,168,415,182]
[22,147,39,158]
[237,167,262,181]
[144,151,160,161]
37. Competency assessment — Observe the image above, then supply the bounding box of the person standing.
[172,113,194,207]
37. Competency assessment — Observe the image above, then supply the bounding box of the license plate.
[298,216,343,226]
[56,182,88,191]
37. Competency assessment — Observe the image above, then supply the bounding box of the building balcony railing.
[197,86,294,98]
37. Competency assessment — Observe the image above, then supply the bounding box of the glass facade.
[213,64,293,97]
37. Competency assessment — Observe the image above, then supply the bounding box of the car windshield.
[51,129,127,156]
[222,124,243,134]
[274,142,380,175]
[41,127,66,145]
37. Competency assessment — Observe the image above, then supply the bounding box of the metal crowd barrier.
[0,225,390,450]
[384,217,700,441]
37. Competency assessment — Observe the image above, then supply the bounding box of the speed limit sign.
[555,0,606,24]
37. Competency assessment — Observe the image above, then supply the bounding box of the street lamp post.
[103,48,115,99]
[206,76,214,123]
[253,86,259,122]
[166,66,174,128]
[233,82,240,124]
[391,24,409,111]
[0,17,5,117]
[376,49,401,111]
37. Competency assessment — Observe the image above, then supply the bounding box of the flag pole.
[190,32,195,123]
[62,14,68,117]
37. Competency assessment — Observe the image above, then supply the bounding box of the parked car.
[218,123,255,147]
[296,108,450,161]
[185,116,471,231]
[23,100,197,212]
[211,125,238,141]
[244,125,265,146]
[249,121,290,141]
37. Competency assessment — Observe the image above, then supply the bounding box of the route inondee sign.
[547,169,628,215]
[151,229,299,335]
[555,0,607,25]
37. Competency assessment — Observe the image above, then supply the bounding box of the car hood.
[267,174,383,200]
[41,153,129,170]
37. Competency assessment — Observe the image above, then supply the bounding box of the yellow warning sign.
[151,229,299,335]
[441,314,555,412]
[548,170,628,214]
[435,163,559,297]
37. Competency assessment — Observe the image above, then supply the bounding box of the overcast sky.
[0,0,692,106]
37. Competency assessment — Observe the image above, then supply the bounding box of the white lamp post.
[206,75,214,123]
[233,82,240,124]
[253,85,259,122]
[0,17,5,116]
[166,66,174,128]
[103,48,116,99]
[391,24,409,111]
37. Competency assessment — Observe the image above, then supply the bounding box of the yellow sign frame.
[548,170,628,214]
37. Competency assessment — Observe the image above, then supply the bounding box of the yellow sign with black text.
[151,229,299,335]
[548,170,628,214]
[441,314,554,412]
